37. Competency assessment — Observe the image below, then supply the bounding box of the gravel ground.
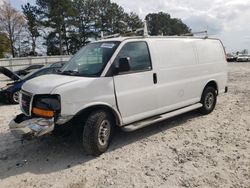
[0,63,249,188]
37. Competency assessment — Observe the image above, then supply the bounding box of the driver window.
[115,41,152,72]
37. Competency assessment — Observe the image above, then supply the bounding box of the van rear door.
[113,41,158,124]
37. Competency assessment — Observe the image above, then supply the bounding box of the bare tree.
[0,2,25,57]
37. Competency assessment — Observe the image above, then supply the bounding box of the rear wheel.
[82,110,114,156]
[199,86,217,115]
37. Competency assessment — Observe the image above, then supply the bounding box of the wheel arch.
[72,103,122,127]
[202,80,218,97]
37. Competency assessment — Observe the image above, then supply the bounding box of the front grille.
[21,91,32,116]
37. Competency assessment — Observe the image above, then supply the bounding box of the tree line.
[0,0,191,58]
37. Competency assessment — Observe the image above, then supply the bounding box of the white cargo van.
[9,36,228,156]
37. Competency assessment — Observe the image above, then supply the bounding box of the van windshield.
[60,41,120,77]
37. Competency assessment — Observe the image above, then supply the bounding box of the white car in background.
[236,54,249,62]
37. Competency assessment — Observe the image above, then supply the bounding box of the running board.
[122,103,202,132]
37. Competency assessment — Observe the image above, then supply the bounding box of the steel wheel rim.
[98,120,111,146]
[205,92,214,109]
[13,91,19,103]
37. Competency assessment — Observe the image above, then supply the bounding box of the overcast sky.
[2,0,250,53]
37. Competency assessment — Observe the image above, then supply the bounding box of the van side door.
[151,39,201,114]
[113,41,158,124]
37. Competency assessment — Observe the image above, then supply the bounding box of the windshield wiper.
[58,70,99,77]
[60,70,80,76]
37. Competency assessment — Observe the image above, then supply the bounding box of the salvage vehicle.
[236,54,248,62]
[0,66,20,81]
[9,29,228,156]
[15,64,44,76]
[49,61,67,68]
[1,64,63,104]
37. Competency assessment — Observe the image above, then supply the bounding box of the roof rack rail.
[100,20,150,39]
[101,32,120,39]
[180,30,208,39]
[100,22,208,39]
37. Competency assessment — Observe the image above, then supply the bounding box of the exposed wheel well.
[204,81,218,95]
[72,105,121,127]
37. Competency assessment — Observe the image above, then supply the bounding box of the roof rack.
[100,21,208,39]
[101,32,120,39]
[101,20,149,39]
[180,30,208,39]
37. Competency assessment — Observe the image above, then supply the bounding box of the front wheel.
[9,91,20,104]
[199,86,217,115]
[82,110,114,156]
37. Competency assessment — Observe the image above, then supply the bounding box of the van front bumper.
[9,113,55,139]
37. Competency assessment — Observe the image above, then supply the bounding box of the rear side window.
[115,42,152,72]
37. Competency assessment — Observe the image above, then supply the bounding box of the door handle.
[153,73,157,84]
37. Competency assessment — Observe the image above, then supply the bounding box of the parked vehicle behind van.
[226,53,236,62]
[15,64,44,76]
[9,36,228,156]
[1,63,65,104]
[236,54,248,62]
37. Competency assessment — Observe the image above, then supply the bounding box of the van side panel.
[148,39,199,114]
[194,39,227,94]
[149,38,227,116]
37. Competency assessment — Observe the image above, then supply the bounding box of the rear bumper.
[225,86,228,93]
[9,113,55,139]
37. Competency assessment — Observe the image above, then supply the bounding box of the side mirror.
[118,57,131,73]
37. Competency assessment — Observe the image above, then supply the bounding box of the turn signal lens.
[32,107,54,118]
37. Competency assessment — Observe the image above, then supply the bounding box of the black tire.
[82,110,114,156]
[9,91,20,104]
[199,86,217,115]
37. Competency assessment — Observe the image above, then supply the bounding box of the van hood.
[22,74,83,94]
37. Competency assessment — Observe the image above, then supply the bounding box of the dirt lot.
[0,63,249,188]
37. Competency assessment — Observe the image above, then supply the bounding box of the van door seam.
[112,77,121,115]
